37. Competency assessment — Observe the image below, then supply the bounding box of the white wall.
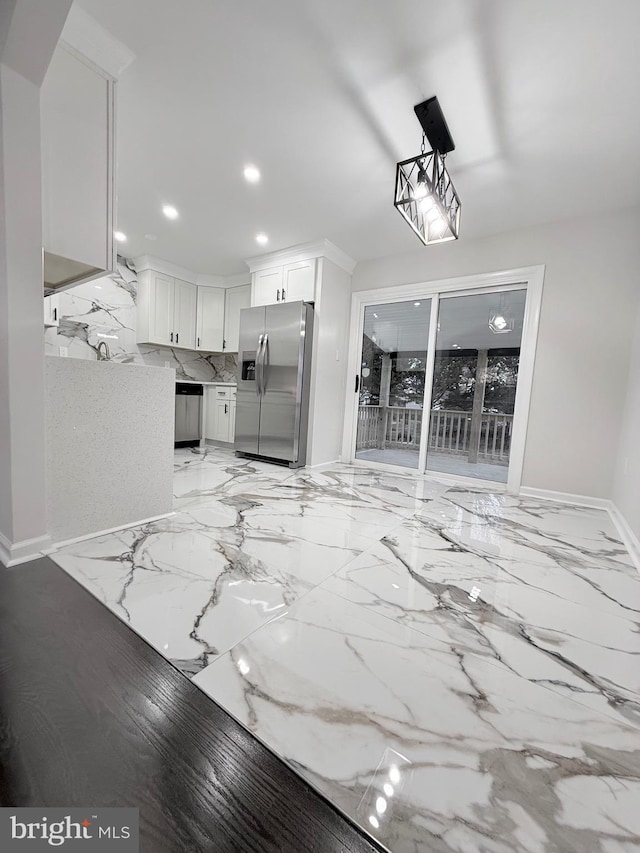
[0,0,72,566]
[613,296,640,547]
[352,208,640,500]
[307,258,352,466]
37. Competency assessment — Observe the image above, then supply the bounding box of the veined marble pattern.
[51,448,640,852]
[44,260,238,381]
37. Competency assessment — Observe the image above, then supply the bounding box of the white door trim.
[341,265,545,492]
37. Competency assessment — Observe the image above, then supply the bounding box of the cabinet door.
[196,286,225,351]
[283,260,316,302]
[252,267,283,307]
[203,388,218,440]
[228,400,237,442]
[41,45,115,283]
[214,399,231,441]
[148,272,174,346]
[44,294,60,327]
[223,284,251,352]
[173,279,197,349]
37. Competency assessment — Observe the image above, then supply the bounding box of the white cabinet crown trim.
[246,238,355,275]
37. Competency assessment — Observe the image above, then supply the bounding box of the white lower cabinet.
[204,386,237,443]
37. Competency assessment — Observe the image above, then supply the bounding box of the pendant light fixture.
[488,293,515,334]
[394,97,461,245]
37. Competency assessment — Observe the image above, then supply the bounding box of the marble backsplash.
[44,259,238,382]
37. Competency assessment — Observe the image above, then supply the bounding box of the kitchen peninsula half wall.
[45,357,174,543]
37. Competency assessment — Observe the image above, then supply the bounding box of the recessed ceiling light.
[414,301,421,306]
[144,233,157,241]
[243,164,261,183]
[114,230,127,242]
[255,233,269,246]
[162,204,179,220]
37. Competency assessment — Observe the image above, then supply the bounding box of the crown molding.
[60,6,135,80]
[246,239,356,275]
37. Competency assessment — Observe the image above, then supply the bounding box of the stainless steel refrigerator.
[235,301,314,467]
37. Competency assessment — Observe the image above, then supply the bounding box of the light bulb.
[430,216,446,234]
[162,204,179,220]
[419,195,435,212]
[413,183,427,200]
[492,314,507,330]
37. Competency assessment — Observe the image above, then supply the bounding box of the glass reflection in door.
[355,300,431,469]
[426,289,526,483]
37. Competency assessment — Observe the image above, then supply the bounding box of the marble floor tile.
[53,503,318,675]
[193,585,640,853]
[52,447,640,852]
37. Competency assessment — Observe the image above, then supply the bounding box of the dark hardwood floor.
[0,557,383,853]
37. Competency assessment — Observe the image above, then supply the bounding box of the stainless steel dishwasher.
[174,383,203,447]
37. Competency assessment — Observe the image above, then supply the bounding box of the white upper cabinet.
[252,267,284,307]
[148,272,174,346]
[44,295,60,327]
[137,271,196,349]
[41,44,116,290]
[196,287,225,351]
[174,279,197,349]
[223,284,251,352]
[283,260,316,302]
[251,259,316,307]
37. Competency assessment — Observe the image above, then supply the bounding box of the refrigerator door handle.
[256,334,264,396]
[261,333,269,394]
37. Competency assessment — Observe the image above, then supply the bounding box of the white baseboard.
[45,511,175,554]
[608,504,640,572]
[0,531,53,567]
[518,486,613,511]
[519,487,639,572]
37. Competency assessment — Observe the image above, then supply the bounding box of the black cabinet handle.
[276,289,280,302]
[224,403,228,414]
[282,288,286,301]
[170,332,174,343]
[176,332,179,344]
[197,337,200,347]
[223,339,226,350]
[53,307,57,321]
[354,374,360,393]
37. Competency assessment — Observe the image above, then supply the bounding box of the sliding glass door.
[426,289,526,483]
[355,299,432,469]
[351,285,529,485]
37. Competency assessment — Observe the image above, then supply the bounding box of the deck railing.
[356,406,513,462]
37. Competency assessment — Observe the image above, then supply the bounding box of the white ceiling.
[75,0,640,276]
